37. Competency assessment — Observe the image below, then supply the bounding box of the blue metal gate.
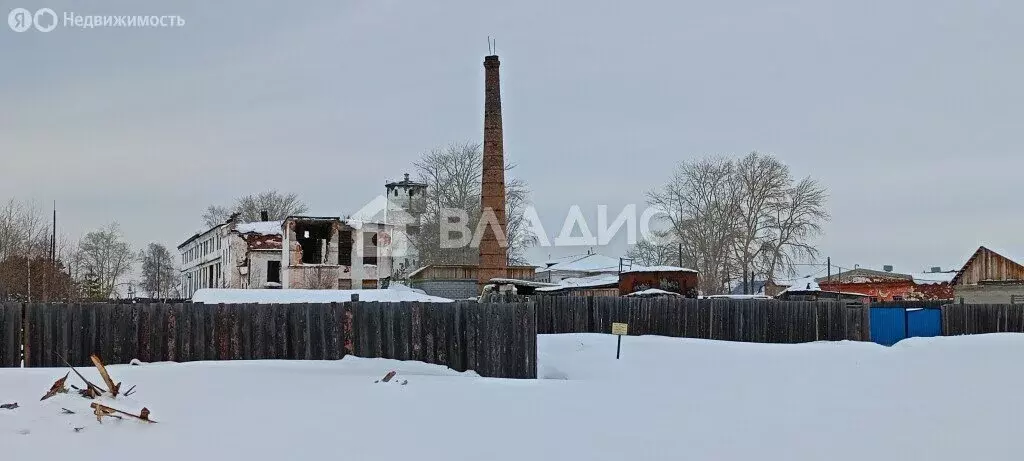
[906,308,941,338]
[870,307,906,346]
[870,304,943,346]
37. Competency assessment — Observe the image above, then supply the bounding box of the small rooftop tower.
[385,173,427,216]
[385,173,428,276]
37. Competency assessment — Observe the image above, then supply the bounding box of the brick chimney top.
[484,55,500,66]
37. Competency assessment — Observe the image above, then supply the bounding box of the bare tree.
[412,142,536,267]
[646,153,827,295]
[503,177,538,265]
[0,199,77,301]
[626,230,681,267]
[203,190,308,228]
[648,157,743,294]
[732,152,789,293]
[76,223,133,299]
[761,176,830,280]
[139,243,177,299]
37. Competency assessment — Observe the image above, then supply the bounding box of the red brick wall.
[916,283,954,300]
[619,272,699,297]
[817,280,953,301]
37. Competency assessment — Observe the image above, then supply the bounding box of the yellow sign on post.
[611,323,628,359]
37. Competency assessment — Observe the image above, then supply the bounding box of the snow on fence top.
[192,287,454,304]
[234,221,284,236]
[704,294,772,300]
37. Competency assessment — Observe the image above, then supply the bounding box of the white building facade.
[178,224,228,299]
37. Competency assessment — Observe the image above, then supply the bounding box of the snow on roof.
[542,253,589,267]
[625,288,681,297]
[192,287,453,304]
[536,253,623,274]
[234,221,283,236]
[814,268,911,284]
[536,273,620,292]
[911,271,957,285]
[489,278,559,288]
[344,195,389,229]
[405,266,428,279]
[778,277,821,293]
[621,265,698,274]
[778,276,871,298]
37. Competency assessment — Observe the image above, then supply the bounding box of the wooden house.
[952,246,1024,304]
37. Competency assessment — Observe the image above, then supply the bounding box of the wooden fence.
[351,301,536,379]
[942,303,1024,335]
[18,302,348,368]
[535,296,871,342]
[1,301,537,379]
[0,303,20,367]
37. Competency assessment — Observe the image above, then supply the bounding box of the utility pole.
[835,262,841,302]
[51,202,56,262]
[826,257,832,301]
[156,251,161,300]
[26,248,31,303]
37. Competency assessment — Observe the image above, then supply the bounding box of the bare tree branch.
[203,191,308,228]
[412,142,536,268]
[645,153,828,294]
[76,223,133,299]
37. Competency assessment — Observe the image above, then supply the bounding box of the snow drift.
[3,333,1024,460]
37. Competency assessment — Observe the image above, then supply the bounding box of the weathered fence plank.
[942,304,1024,336]
[9,300,534,378]
[532,296,870,344]
[0,303,22,367]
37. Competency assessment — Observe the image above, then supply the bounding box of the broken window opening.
[338,230,353,265]
[363,232,378,266]
[295,221,333,265]
[267,261,281,284]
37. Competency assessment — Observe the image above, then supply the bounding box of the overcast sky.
[2,0,1022,276]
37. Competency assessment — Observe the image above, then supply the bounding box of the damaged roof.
[814,268,911,284]
[242,233,282,251]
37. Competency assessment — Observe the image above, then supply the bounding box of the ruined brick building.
[178,214,393,298]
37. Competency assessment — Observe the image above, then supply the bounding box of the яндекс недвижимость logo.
[8,8,185,32]
[8,8,58,32]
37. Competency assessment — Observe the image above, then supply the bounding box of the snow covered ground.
[3,333,1023,460]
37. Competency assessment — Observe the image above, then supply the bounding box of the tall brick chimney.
[478,54,509,290]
